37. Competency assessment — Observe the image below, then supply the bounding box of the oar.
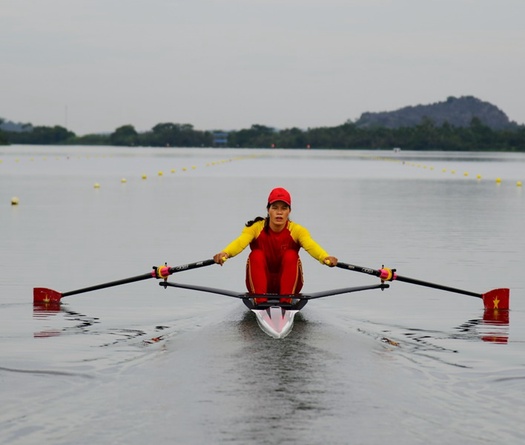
[33,259,216,305]
[336,262,510,310]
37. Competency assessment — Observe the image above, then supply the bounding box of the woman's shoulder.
[247,218,265,228]
[288,220,308,234]
[288,220,303,228]
[243,218,265,233]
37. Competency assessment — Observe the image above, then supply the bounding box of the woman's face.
[268,201,290,231]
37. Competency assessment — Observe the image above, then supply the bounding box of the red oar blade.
[482,288,510,310]
[34,288,63,304]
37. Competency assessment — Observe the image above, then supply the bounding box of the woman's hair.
[245,216,265,227]
[245,216,270,232]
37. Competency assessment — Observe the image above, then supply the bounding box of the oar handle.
[336,262,383,278]
[167,259,216,275]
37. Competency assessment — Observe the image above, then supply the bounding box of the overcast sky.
[2,0,524,135]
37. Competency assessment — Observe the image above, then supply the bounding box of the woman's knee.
[249,249,266,264]
[282,249,299,263]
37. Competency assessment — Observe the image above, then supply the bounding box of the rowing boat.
[32,258,510,339]
[160,281,388,339]
[242,298,307,339]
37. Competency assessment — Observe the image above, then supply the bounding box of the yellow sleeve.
[222,220,264,258]
[289,221,330,263]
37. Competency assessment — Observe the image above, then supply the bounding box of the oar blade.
[482,288,510,310]
[33,287,63,304]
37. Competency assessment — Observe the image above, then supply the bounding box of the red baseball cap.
[268,187,291,207]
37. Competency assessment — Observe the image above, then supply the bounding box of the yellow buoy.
[442,168,447,173]
[192,166,196,170]
[141,174,147,180]
[182,167,187,171]
[496,177,502,184]
[517,181,522,187]
[476,174,482,180]
[463,172,469,177]
[121,178,127,183]
[171,169,175,173]
[94,183,100,189]
[158,171,163,176]
[11,196,19,205]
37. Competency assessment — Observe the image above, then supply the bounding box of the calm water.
[1,146,524,444]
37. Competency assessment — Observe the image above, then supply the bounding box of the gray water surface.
[1,147,524,444]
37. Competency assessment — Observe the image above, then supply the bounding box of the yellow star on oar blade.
[493,297,500,309]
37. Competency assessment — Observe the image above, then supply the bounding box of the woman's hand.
[324,256,338,267]
[213,252,229,265]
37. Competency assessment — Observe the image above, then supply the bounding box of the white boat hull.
[251,306,300,339]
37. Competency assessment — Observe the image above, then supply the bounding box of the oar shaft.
[62,272,153,297]
[394,275,481,298]
[336,262,482,298]
[62,259,216,297]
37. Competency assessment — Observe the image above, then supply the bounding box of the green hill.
[355,96,514,130]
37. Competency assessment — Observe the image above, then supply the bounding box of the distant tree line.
[2,117,525,151]
[0,119,9,145]
[2,122,213,147]
[215,118,525,151]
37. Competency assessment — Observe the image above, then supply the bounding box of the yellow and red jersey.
[222,220,329,269]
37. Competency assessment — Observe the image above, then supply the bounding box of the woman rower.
[213,187,338,304]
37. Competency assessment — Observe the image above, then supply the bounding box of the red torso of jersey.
[249,226,300,273]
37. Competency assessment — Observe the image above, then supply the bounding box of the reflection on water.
[33,304,100,338]
[406,309,510,350]
[455,309,510,344]
[222,311,343,440]
[355,307,512,371]
[33,304,170,345]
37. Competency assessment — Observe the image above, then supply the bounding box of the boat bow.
[251,306,300,339]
